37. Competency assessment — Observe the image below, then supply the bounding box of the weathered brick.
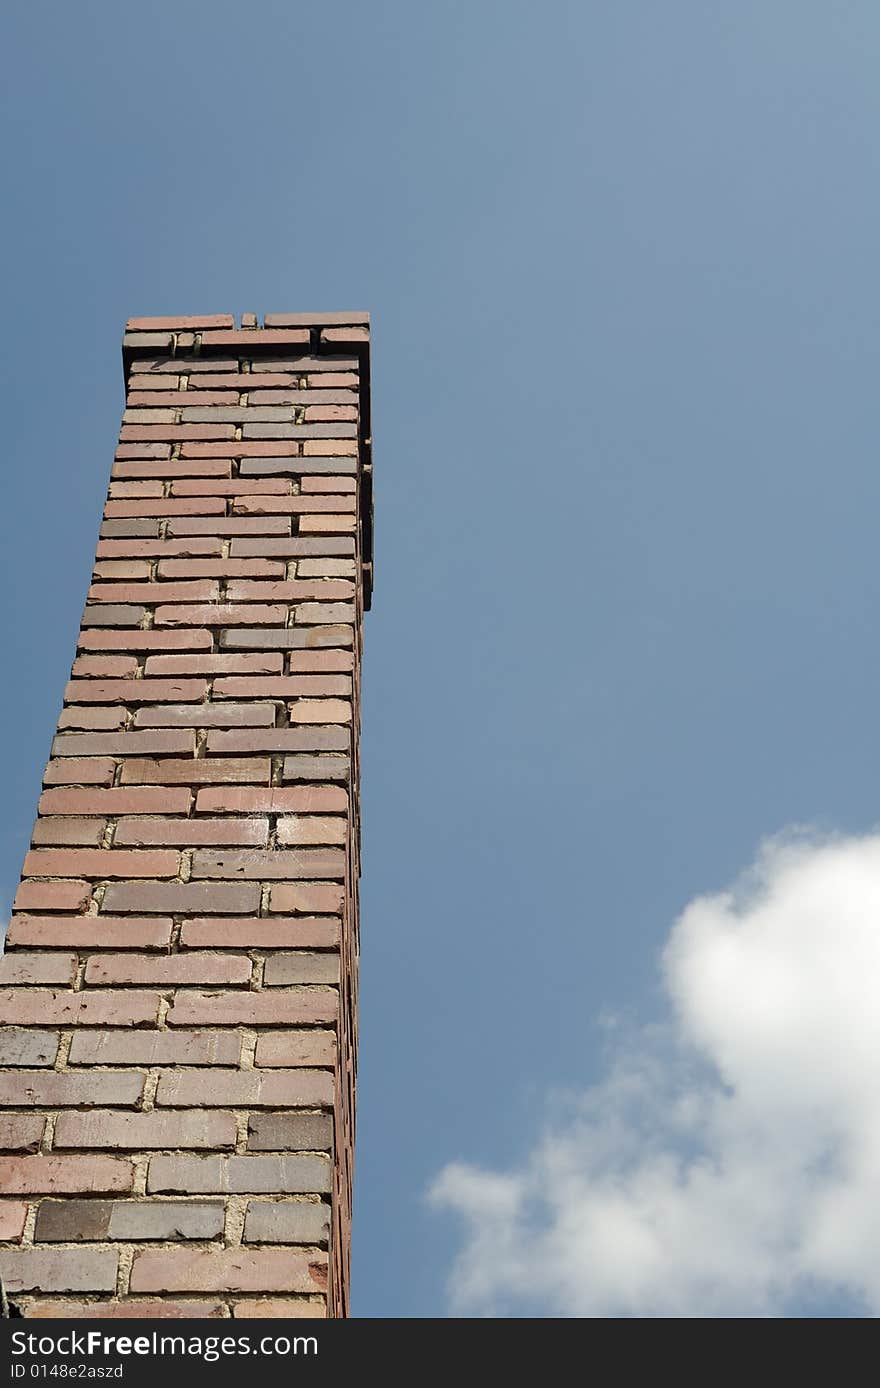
[43,757,116,786]
[300,476,357,494]
[35,1199,224,1242]
[108,480,165,498]
[194,785,347,814]
[27,1299,226,1317]
[167,517,291,536]
[167,990,337,1027]
[238,456,356,478]
[39,786,192,815]
[71,654,140,678]
[0,1031,59,1067]
[226,1157,332,1196]
[103,880,262,914]
[225,579,354,602]
[269,883,345,914]
[0,1248,118,1293]
[208,729,348,755]
[51,730,195,759]
[281,755,350,782]
[0,1072,144,1107]
[287,699,352,724]
[232,1298,326,1318]
[54,1111,236,1151]
[111,458,232,480]
[181,442,299,460]
[155,603,287,627]
[128,390,238,407]
[84,954,252,986]
[288,649,354,672]
[232,495,355,516]
[156,559,286,578]
[221,625,353,650]
[68,1031,241,1067]
[296,557,357,576]
[131,1245,326,1293]
[80,603,145,627]
[133,702,275,729]
[104,497,228,519]
[243,1200,329,1243]
[114,817,269,847]
[254,1031,336,1068]
[64,679,208,704]
[0,991,160,1027]
[119,425,236,442]
[247,1113,333,1152]
[88,580,219,603]
[171,479,291,497]
[214,676,350,699]
[127,315,235,330]
[143,652,283,675]
[6,917,172,950]
[57,706,127,732]
[147,1156,224,1194]
[264,312,368,328]
[190,847,345,880]
[13,880,92,913]
[263,953,340,985]
[179,917,339,950]
[0,953,77,986]
[275,816,347,845]
[120,757,270,786]
[0,1202,28,1240]
[22,848,180,879]
[0,1115,44,1152]
[229,536,355,556]
[77,628,214,652]
[157,1069,333,1108]
[0,1156,133,1194]
[200,328,311,347]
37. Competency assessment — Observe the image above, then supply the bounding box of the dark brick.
[246,1113,333,1152]
[243,1200,329,1244]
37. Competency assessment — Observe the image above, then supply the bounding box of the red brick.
[288,650,354,673]
[128,390,239,407]
[190,848,344,880]
[167,990,337,1027]
[300,475,357,493]
[114,817,269,847]
[102,881,262,914]
[195,785,347,814]
[119,425,236,442]
[269,883,345,915]
[39,786,192,815]
[232,495,356,516]
[321,325,368,344]
[126,315,235,330]
[0,1202,28,1240]
[108,480,164,499]
[179,917,339,949]
[143,652,283,675]
[0,1072,143,1107]
[111,459,232,480]
[43,757,116,787]
[23,848,179,879]
[58,706,127,732]
[0,1156,132,1195]
[84,955,252,986]
[213,676,350,698]
[64,680,206,705]
[71,656,139,678]
[31,817,107,847]
[131,357,237,373]
[304,405,358,422]
[68,1031,241,1066]
[130,1247,326,1294]
[77,628,214,652]
[0,953,77,985]
[51,730,196,757]
[193,374,297,389]
[157,1069,332,1107]
[6,917,172,950]
[0,1115,44,1152]
[87,581,219,603]
[155,603,286,627]
[276,816,347,846]
[199,328,311,347]
[0,991,160,1026]
[91,560,154,581]
[0,1248,118,1293]
[13,880,92,913]
[120,757,270,785]
[225,579,354,602]
[157,558,286,579]
[54,1111,236,1151]
[103,497,228,518]
[254,1031,336,1068]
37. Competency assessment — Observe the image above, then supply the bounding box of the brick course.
[0,312,370,1318]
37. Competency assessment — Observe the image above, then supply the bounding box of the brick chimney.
[0,313,372,1318]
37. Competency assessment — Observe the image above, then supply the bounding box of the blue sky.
[2,2,880,1317]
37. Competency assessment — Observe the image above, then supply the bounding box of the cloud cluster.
[430,831,880,1317]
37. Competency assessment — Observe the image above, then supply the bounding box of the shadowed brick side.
[1,312,370,1319]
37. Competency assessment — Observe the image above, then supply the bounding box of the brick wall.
[0,313,372,1318]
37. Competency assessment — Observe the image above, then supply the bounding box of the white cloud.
[429,830,880,1317]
